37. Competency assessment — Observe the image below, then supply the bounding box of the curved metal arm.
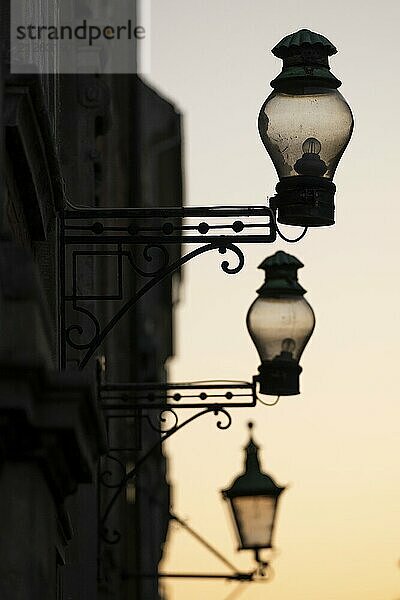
[271,209,308,243]
[100,406,232,544]
[78,242,244,369]
[170,512,240,573]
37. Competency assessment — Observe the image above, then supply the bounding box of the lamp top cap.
[272,29,337,58]
[245,421,258,452]
[256,251,306,297]
[258,251,304,272]
[270,29,341,90]
[222,422,285,499]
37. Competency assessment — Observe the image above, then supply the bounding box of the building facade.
[0,2,184,598]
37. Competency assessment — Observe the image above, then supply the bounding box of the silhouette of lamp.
[259,29,354,227]
[247,251,315,396]
[222,422,285,566]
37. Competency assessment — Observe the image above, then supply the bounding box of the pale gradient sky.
[146,1,400,599]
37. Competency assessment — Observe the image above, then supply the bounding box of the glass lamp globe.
[247,251,315,396]
[222,423,285,563]
[259,29,354,227]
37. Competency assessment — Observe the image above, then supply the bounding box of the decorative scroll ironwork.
[98,376,259,543]
[99,405,236,545]
[59,205,276,369]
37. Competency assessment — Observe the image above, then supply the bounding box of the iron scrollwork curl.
[214,407,232,430]
[65,305,101,351]
[218,243,245,275]
[100,454,127,489]
[100,525,122,546]
[125,244,170,278]
[144,408,179,434]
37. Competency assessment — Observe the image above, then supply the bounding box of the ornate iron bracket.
[99,403,236,544]
[58,205,277,369]
[99,374,260,542]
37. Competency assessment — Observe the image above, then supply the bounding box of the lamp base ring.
[257,359,302,396]
[273,177,335,227]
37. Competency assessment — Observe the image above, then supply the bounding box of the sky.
[146,2,400,599]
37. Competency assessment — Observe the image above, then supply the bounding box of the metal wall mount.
[59,204,280,370]
[98,374,258,544]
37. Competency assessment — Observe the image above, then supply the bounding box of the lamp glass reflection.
[258,87,353,182]
[247,296,315,363]
[231,495,277,549]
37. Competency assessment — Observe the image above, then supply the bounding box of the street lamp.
[247,250,315,396]
[222,422,285,566]
[259,29,354,227]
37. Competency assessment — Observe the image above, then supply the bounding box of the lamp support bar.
[170,512,240,573]
[123,572,255,581]
[100,380,258,415]
[120,511,269,583]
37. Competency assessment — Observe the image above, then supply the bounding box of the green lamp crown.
[222,423,284,499]
[272,29,337,57]
[270,28,342,90]
[256,251,306,297]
